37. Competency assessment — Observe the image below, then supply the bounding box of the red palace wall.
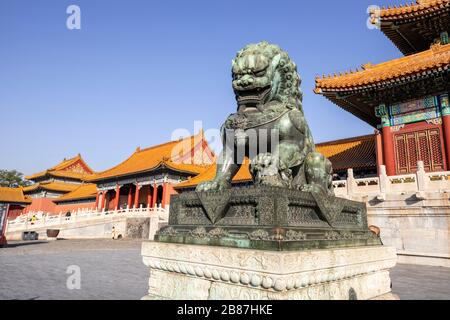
[7,205,26,220]
[15,198,95,218]
[24,198,57,214]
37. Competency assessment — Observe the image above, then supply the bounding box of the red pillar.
[161,183,168,208]
[0,204,10,246]
[134,184,140,208]
[440,95,450,169]
[147,185,152,208]
[99,192,105,211]
[375,130,384,175]
[127,187,133,209]
[94,192,100,211]
[441,115,450,170]
[151,183,158,207]
[382,125,396,176]
[114,185,120,210]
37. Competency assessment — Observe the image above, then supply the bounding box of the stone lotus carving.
[285,230,307,241]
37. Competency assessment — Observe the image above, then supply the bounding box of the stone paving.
[0,239,449,300]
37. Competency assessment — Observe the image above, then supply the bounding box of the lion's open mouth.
[236,86,271,106]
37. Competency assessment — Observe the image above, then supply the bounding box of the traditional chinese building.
[24,154,94,198]
[85,131,214,211]
[51,183,98,213]
[0,187,31,246]
[22,154,95,213]
[7,133,213,219]
[314,0,449,176]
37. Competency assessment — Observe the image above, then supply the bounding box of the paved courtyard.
[1,239,449,300]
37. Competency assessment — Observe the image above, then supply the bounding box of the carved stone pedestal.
[141,241,398,300]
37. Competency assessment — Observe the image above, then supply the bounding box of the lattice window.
[407,132,419,172]
[395,135,408,174]
[429,129,445,171]
[394,127,444,174]
[417,131,431,171]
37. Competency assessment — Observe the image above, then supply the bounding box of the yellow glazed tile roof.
[22,182,80,193]
[0,187,32,204]
[370,0,449,22]
[316,135,376,171]
[315,43,450,92]
[53,184,98,202]
[87,132,212,182]
[25,154,94,181]
[175,158,252,189]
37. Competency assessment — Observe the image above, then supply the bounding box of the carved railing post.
[379,165,389,194]
[24,213,28,230]
[416,161,426,191]
[346,168,355,196]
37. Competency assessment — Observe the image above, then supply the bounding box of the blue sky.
[0,0,408,174]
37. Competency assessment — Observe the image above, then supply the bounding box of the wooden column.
[440,95,450,169]
[161,182,168,208]
[134,184,140,208]
[374,129,384,175]
[382,124,396,176]
[114,185,120,210]
[127,186,133,209]
[94,192,100,211]
[151,183,158,207]
[147,185,152,208]
[99,192,105,211]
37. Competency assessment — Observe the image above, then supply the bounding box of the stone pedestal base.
[141,242,397,300]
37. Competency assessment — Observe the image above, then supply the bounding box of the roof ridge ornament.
[361,62,373,70]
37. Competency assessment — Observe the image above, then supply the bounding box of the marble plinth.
[141,241,398,300]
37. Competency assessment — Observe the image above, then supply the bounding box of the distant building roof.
[22,182,80,194]
[316,135,376,171]
[86,131,214,182]
[25,154,94,181]
[175,158,252,189]
[0,187,31,204]
[53,184,98,203]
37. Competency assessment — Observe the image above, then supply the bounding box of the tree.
[0,170,32,188]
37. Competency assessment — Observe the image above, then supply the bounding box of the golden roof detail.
[315,43,450,92]
[316,135,376,171]
[0,187,32,204]
[370,0,449,22]
[53,184,98,203]
[25,154,94,181]
[22,182,80,193]
[86,132,214,182]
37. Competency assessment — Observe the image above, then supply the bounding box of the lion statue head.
[232,41,303,113]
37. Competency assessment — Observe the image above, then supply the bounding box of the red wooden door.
[394,128,445,174]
